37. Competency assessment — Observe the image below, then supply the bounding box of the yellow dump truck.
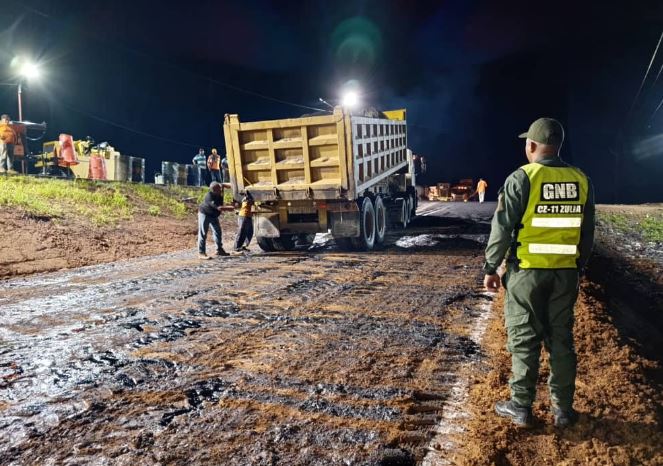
[223,107,417,251]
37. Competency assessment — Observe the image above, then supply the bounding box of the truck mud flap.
[255,214,281,238]
[329,211,360,237]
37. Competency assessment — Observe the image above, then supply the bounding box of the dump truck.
[223,107,417,251]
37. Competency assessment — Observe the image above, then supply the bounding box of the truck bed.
[223,108,407,201]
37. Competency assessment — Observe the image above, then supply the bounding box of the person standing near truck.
[233,191,254,253]
[207,148,222,183]
[483,118,595,428]
[0,114,18,174]
[477,178,488,203]
[192,148,208,186]
[198,181,234,259]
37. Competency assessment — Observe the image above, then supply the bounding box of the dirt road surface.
[0,202,497,465]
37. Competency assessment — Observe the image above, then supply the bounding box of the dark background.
[1,0,663,202]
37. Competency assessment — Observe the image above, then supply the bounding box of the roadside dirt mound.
[452,278,663,465]
[0,209,237,279]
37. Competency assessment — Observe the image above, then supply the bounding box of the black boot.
[495,400,533,427]
[552,407,579,427]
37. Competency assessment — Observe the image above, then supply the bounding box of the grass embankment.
[0,176,215,224]
[598,208,663,242]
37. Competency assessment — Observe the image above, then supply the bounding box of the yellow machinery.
[39,139,145,182]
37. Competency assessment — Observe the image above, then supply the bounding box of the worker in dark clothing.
[233,191,254,253]
[198,181,234,259]
[483,118,595,428]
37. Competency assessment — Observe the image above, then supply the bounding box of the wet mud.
[0,202,495,465]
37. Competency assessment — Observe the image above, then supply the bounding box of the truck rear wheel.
[350,197,376,251]
[398,196,409,229]
[271,235,296,251]
[405,196,413,225]
[257,237,275,252]
[374,196,387,245]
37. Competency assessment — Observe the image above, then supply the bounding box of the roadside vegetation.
[0,176,210,225]
[598,208,663,242]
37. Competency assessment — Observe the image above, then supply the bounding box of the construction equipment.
[223,107,417,251]
[39,138,145,182]
[428,183,451,201]
[451,178,474,202]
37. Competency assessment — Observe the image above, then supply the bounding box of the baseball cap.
[518,118,564,146]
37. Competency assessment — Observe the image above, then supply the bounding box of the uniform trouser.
[198,212,223,254]
[502,267,579,410]
[0,142,13,171]
[478,192,485,203]
[234,216,253,250]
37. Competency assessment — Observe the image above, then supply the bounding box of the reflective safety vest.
[208,154,220,170]
[516,162,589,269]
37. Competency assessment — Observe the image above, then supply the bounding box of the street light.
[341,90,360,109]
[19,62,40,81]
[16,59,41,122]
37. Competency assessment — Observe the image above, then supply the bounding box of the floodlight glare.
[341,90,359,108]
[19,62,40,80]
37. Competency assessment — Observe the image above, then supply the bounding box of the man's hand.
[484,273,501,292]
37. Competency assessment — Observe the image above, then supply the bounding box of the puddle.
[395,234,488,249]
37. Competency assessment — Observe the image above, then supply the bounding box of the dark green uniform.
[484,156,595,410]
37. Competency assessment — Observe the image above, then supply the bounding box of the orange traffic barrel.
[59,134,79,166]
[89,155,107,180]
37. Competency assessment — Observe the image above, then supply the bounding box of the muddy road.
[0,202,496,465]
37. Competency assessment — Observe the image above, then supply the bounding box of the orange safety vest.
[239,200,253,217]
[0,123,17,144]
[477,180,488,193]
[208,154,220,170]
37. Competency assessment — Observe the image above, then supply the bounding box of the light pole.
[17,81,23,121]
[16,61,40,121]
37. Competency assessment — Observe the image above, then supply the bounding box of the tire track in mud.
[0,205,495,465]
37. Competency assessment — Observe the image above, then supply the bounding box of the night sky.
[2,0,663,202]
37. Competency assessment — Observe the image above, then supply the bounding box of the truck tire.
[396,198,408,229]
[374,196,387,245]
[350,197,376,251]
[272,234,296,251]
[257,237,275,252]
[405,196,412,226]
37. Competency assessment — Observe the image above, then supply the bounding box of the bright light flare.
[341,90,360,108]
[18,61,41,80]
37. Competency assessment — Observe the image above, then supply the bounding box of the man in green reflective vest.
[483,117,595,428]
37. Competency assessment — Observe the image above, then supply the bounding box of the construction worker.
[483,118,595,428]
[192,148,208,186]
[207,148,222,183]
[233,191,254,253]
[477,178,488,203]
[0,114,18,174]
[198,181,234,259]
